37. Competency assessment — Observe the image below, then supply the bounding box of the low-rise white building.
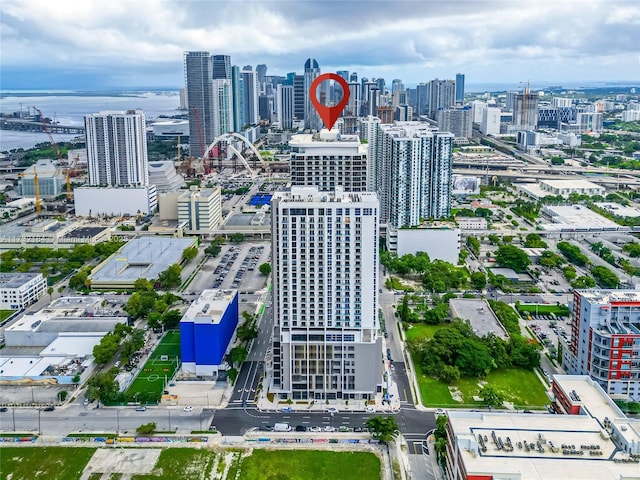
[74,185,157,217]
[455,217,487,230]
[0,273,47,310]
[387,224,461,263]
[177,187,223,234]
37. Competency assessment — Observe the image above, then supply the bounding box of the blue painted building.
[180,289,239,376]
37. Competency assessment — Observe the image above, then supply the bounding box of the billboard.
[452,175,481,195]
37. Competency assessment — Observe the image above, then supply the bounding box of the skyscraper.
[270,186,382,400]
[231,65,244,132]
[346,82,361,117]
[337,70,349,82]
[416,83,429,117]
[436,106,472,139]
[289,130,368,192]
[212,54,231,80]
[256,64,267,93]
[358,115,381,191]
[212,79,233,137]
[512,90,540,130]
[276,84,294,130]
[241,67,259,126]
[377,123,454,225]
[303,58,321,130]
[293,74,305,122]
[85,110,148,187]
[428,79,456,120]
[455,73,465,104]
[184,51,214,157]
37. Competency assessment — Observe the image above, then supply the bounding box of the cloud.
[0,0,638,88]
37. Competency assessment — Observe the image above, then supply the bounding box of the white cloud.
[0,0,638,87]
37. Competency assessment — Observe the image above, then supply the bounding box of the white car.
[326,407,339,414]
[309,426,322,432]
[323,426,336,432]
[365,406,376,413]
[434,408,446,416]
[183,406,193,412]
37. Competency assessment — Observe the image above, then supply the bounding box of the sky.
[1,0,639,91]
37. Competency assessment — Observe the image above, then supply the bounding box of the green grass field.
[515,304,570,315]
[404,323,445,341]
[0,447,96,480]
[125,331,181,400]
[131,448,217,480]
[0,447,381,480]
[237,450,381,480]
[0,310,15,322]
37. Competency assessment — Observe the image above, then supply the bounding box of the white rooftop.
[40,334,105,358]
[182,289,237,324]
[0,356,64,377]
[450,299,509,340]
[594,202,640,218]
[90,237,196,283]
[541,179,604,190]
[542,205,622,230]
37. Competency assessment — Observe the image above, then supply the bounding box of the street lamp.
[12,407,16,432]
[116,408,120,434]
[37,408,41,435]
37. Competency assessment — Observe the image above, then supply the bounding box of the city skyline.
[1,0,638,90]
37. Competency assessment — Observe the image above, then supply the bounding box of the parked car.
[183,406,193,412]
[365,406,376,413]
[434,408,446,416]
[323,426,336,432]
[135,406,147,412]
[326,407,339,414]
[295,425,307,432]
[42,406,55,412]
[0,407,8,413]
[309,426,322,432]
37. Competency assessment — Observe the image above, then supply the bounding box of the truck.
[274,422,292,432]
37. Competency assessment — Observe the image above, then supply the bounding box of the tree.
[157,264,182,289]
[47,286,54,300]
[92,334,120,365]
[623,242,640,258]
[539,251,564,268]
[136,422,157,435]
[470,271,486,290]
[230,233,245,243]
[133,278,154,292]
[365,415,400,443]
[125,291,157,319]
[72,373,81,385]
[161,309,182,329]
[259,262,272,276]
[87,369,120,403]
[466,236,480,256]
[227,367,238,384]
[590,265,619,288]
[229,346,248,367]
[572,275,596,289]
[182,246,198,263]
[479,384,504,408]
[204,242,222,257]
[57,285,65,295]
[475,207,493,218]
[495,245,530,273]
[524,233,547,248]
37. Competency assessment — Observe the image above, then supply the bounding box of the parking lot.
[188,242,271,294]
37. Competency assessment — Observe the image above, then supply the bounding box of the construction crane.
[18,166,41,214]
[32,107,64,162]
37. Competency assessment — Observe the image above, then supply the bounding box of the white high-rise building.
[377,122,454,226]
[212,79,234,138]
[357,115,381,191]
[85,110,148,187]
[471,100,487,124]
[270,186,382,400]
[276,84,294,130]
[481,107,502,135]
[347,81,361,117]
[289,130,367,192]
[177,187,223,234]
[240,68,259,126]
[552,97,573,108]
[577,112,604,133]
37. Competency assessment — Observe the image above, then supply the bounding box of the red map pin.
[310,73,350,130]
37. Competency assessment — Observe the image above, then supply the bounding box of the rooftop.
[62,226,109,239]
[541,179,604,190]
[90,236,196,284]
[0,272,43,289]
[182,289,237,324]
[275,186,378,205]
[542,205,622,231]
[594,202,640,218]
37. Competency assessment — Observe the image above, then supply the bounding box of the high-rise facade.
[428,79,456,120]
[303,58,321,130]
[436,106,472,139]
[293,74,305,122]
[85,110,148,187]
[231,65,244,132]
[481,107,501,135]
[357,116,381,191]
[270,186,382,400]
[289,130,368,192]
[416,83,429,117]
[377,122,454,226]
[212,79,233,137]
[564,289,640,401]
[512,91,540,130]
[212,54,231,80]
[455,73,465,104]
[241,67,259,126]
[184,51,214,157]
[347,82,361,117]
[276,84,294,130]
